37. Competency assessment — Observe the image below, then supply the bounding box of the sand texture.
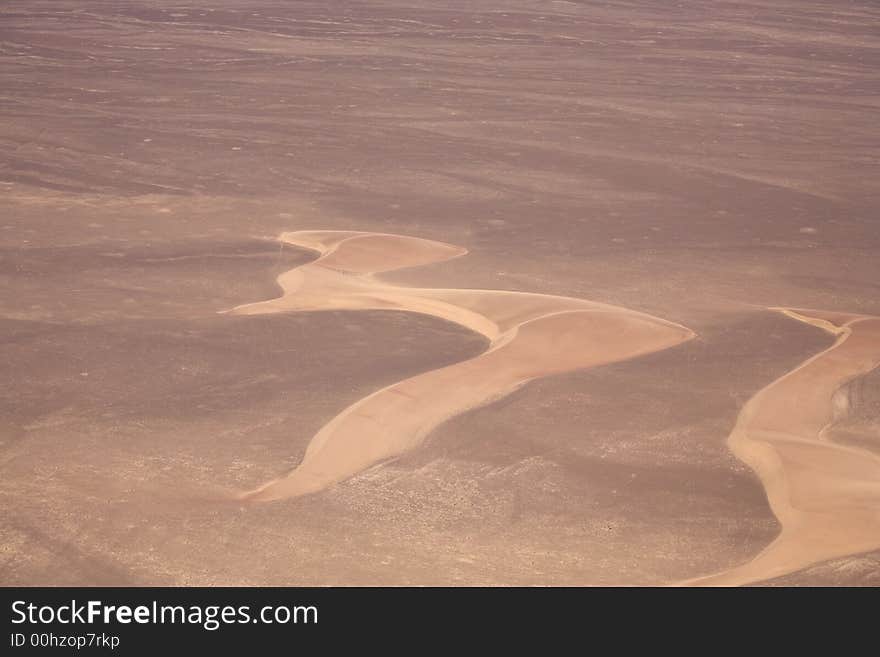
[2,0,879,585]
[233,231,694,500]
[687,310,880,584]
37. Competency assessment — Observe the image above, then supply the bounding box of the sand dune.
[230,233,880,584]
[4,0,880,588]
[231,231,695,501]
[686,309,880,585]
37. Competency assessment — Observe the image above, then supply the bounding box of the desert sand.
[2,0,879,586]
[233,231,694,500]
[239,232,880,585]
[687,309,880,584]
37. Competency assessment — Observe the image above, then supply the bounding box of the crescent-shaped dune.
[230,231,695,501]
[685,309,880,585]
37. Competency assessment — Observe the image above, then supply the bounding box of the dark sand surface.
[1,1,879,585]
[759,549,880,586]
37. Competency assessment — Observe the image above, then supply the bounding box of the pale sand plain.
[2,0,880,585]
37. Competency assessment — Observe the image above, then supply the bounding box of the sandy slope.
[686,309,880,585]
[231,231,695,500]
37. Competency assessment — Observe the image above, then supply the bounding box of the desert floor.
[1,0,879,585]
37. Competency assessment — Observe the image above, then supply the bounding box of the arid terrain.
[1,0,879,586]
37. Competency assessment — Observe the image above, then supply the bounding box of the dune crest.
[231,230,695,501]
[685,308,880,585]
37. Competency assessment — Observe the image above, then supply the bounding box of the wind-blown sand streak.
[230,230,695,501]
[686,309,880,585]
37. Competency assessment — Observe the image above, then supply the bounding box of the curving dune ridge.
[230,231,695,501]
[686,309,880,585]
[227,232,880,585]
